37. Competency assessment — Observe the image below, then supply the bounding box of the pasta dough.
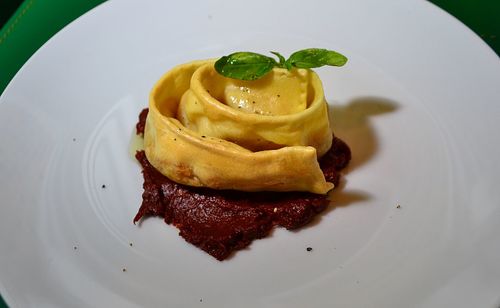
[144,59,334,194]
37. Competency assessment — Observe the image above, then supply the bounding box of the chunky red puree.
[134,109,351,260]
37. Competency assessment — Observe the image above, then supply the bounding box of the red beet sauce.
[134,109,350,260]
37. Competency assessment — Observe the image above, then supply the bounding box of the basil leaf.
[270,51,287,69]
[214,48,348,80]
[214,52,277,80]
[287,48,347,69]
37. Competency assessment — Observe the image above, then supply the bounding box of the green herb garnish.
[214,48,347,81]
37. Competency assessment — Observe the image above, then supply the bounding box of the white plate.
[1,0,500,307]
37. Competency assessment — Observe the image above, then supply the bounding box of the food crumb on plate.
[306,247,313,252]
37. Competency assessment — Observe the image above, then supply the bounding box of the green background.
[0,0,498,306]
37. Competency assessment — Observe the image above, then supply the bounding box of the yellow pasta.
[144,59,334,194]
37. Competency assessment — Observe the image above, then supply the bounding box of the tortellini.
[144,59,334,194]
